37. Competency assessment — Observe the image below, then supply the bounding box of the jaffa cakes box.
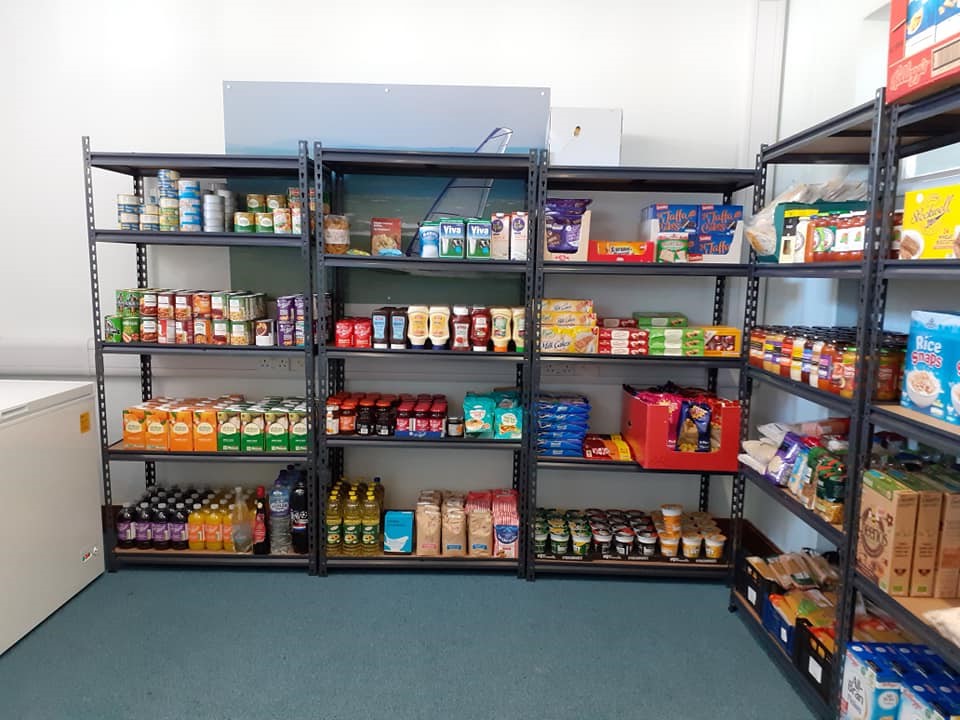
[902,310,960,427]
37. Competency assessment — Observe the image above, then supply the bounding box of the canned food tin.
[177,180,201,198]
[234,212,255,233]
[140,223,160,232]
[116,289,140,318]
[117,204,140,215]
[156,292,175,319]
[255,212,274,233]
[117,194,141,206]
[139,290,157,317]
[266,194,286,210]
[175,318,193,344]
[174,292,193,320]
[120,223,139,231]
[104,315,123,343]
[210,292,229,320]
[255,319,275,346]
[157,317,175,344]
[159,197,179,210]
[179,222,201,232]
[273,208,291,234]
[139,213,160,224]
[278,321,296,347]
[139,316,158,343]
[192,292,212,318]
[141,204,160,215]
[118,212,140,224]
[212,318,229,345]
[157,169,181,181]
[121,316,141,343]
[291,207,302,235]
[246,194,266,212]
[287,187,301,201]
[230,321,253,346]
[193,317,211,344]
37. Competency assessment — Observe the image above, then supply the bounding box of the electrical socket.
[542,362,578,377]
[257,357,291,372]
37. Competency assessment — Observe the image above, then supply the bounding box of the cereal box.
[901,310,960,427]
[901,185,960,260]
[839,643,905,720]
[539,325,599,354]
[887,0,960,103]
[371,217,403,255]
[858,470,919,596]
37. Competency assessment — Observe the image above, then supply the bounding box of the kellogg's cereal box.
[887,0,960,104]
[901,310,960,427]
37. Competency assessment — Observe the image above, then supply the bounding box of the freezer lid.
[0,380,93,419]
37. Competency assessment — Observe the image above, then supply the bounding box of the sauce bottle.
[470,306,491,352]
[428,306,451,350]
[371,307,390,350]
[375,399,393,436]
[252,486,270,555]
[818,337,838,392]
[779,333,794,378]
[511,307,526,352]
[389,307,408,350]
[407,305,429,349]
[451,306,471,351]
[490,307,512,353]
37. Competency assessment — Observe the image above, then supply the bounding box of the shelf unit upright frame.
[728,88,892,719]
[846,83,960,672]
[82,137,318,573]
[312,144,541,577]
[526,159,755,580]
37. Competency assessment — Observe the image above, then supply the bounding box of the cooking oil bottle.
[326,490,342,555]
[342,492,362,555]
[361,490,380,556]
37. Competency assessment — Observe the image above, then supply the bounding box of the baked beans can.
[191,292,212,318]
[230,321,253,346]
[255,319,275,346]
[246,194,266,212]
[175,318,194,344]
[266,194,286,211]
[116,289,140,318]
[255,212,274,233]
[139,316,158,343]
[210,291,229,320]
[212,318,230,345]
[276,295,296,323]
[335,319,355,347]
[174,292,193,321]
[193,317,211,344]
[353,318,373,348]
[278,321,296,347]
[157,318,176,344]
[273,207,291,234]
[121,316,140,343]
[156,291,175,319]
[138,290,157,317]
[104,315,123,343]
[234,212,255,233]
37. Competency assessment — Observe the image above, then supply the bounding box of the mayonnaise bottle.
[490,307,512,353]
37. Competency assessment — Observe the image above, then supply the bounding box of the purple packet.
[278,321,296,347]
[276,295,296,323]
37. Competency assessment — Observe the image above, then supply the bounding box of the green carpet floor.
[0,570,814,719]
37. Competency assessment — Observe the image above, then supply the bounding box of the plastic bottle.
[187,503,205,550]
[269,480,292,555]
[290,475,309,555]
[342,493,362,555]
[135,502,153,550]
[231,488,253,554]
[222,504,235,552]
[252,486,270,555]
[170,503,189,551]
[116,503,135,549]
[361,491,380,556]
[326,491,342,554]
[204,503,223,551]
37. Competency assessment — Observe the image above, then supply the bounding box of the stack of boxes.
[539,299,598,354]
[858,466,960,598]
[640,203,744,263]
[121,395,308,453]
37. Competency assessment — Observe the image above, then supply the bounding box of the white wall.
[2,0,776,509]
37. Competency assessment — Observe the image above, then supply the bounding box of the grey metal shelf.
[322,255,528,273]
[545,166,755,194]
[326,436,521,450]
[101,342,307,356]
[114,549,309,568]
[747,367,854,413]
[753,261,866,279]
[325,347,523,362]
[881,259,960,279]
[326,556,518,571]
[535,558,731,579]
[759,99,877,165]
[869,405,960,456]
[94,229,302,248]
[107,445,308,463]
[318,148,532,179]
[539,353,741,368]
[541,261,749,276]
[742,466,844,546]
[537,457,737,476]
[89,151,304,177]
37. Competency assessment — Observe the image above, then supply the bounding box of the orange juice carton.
[858,470,918,596]
[144,406,170,451]
[901,185,960,259]
[168,406,194,452]
[121,405,147,449]
[192,407,218,452]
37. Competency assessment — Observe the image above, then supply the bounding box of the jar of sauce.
[357,399,375,435]
[396,402,414,436]
[325,399,340,435]
[875,343,904,402]
[818,338,837,392]
[470,306,491,352]
[749,328,765,368]
[779,333,794,378]
[839,344,858,399]
[890,211,904,259]
[339,399,357,434]
[447,416,464,437]
[375,399,393,436]
[790,333,806,383]
[451,305,471,351]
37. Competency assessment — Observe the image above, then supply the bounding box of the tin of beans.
[121,316,140,343]
[210,291,229,319]
[193,317,211,344]
[278,321,296,347]
[212,318,230,345]
[291,207,302,235]
[157,318,175,344]
[192,292,212,318]
[156,291,175,319]
[175,318,193,344]
[234,212,255,233]
[255,213,274,233]
[139,317,158,343]
[273,208,291,234]
[138,291,157,317]
[174,292,193,321]
[104,315,123,343]
[255,319,275,346]
[230,321,253,346]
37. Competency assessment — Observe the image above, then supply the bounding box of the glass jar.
[396,402,414,436]
[875,343,905,402]
[789,332,806,383]
[325,400,340,435]
[356,399,375,436]
[339,400,357,435]
[749,327,765,368]
[818,338,837,392]
[779,332,794,379]
[839,344,858,399]
[762,330,783,374]
[446,416,464,437]
[375,400,393,436]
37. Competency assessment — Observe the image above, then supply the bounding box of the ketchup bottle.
[470,307,491,352]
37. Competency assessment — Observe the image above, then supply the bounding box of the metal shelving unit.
[741,466,844,547]
[314,143,540,576]
[83,137,318,574]
[526,161,754,581]
[746,367,854,414]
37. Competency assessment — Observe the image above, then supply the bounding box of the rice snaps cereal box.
[901,310,960,427]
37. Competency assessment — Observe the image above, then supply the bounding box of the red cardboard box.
[887,1,960,103]
[588,240,655,263]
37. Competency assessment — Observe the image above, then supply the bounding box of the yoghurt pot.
[613,527,635,558]
[592,528,613,555]
[534,529,549,554]
[659,532,680,557]
[704,533,727,559]
[571,531,591,556]
[637,532,658,557]
[682,532,703,559]
[550,532,570,556]
[661,504,683,533]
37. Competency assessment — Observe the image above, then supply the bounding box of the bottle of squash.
[187,503,206,551]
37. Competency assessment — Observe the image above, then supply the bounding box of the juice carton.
[168,406,194,452]
[216,406,242,452]
[858,470,919,596]
[289,405,309,452]
[465,218,492,259]
[490,213,510,259]
[264,408,290,452]
[439,219,465,258]
[510,212,528,261]
[902,186,960,260]
[240,408,265,452]
[902,311,960,427]
[144,406,169,451]
[121,405,146,449]
[193,407,218,452]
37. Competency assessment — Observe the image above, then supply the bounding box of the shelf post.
[313,141,329,577]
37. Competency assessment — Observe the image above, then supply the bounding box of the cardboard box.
[642,204,699,232]
[840,643,905,720]
[540,311,597,327]
[896,473,944,597]
[289,406,309,452]
[901,310,960,427]
[704,326,743,357]
[490,213,510,259]
[383,510,414,553]
[755,202,868,264]
[691,205,745,264]
[858,470,919,596]
[439,220,465,258]
[510,212,528,261]
[925,474,960,598]
[539,325,599,354]
[193,407,218,452]
[887,0,960,104]
[466,218,492,259]
[264,408,290,453]
[217,406,242,452]
[541,298,594,313]
[121,406,146,449]
[587,239,655,263]
[168,407,193,452]
[543,210,591,262]
[144,407,169,451]
[901,185,960,260]
[241,409,265,452]
[633,312,687,328]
